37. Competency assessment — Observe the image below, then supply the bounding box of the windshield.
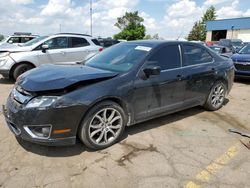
[85,43,152,72]
[22,36,48,46]
[238,45,250,54]
[232,41,243,47]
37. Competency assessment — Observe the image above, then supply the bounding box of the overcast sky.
[0,0,250,39]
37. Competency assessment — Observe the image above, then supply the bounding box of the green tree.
[114,11,146,41]
[0,34,4,41]
[187,21,204,41]
[187,6,216,41]
[144,34,160,40]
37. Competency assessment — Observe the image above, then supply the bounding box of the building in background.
[206,17,250,42]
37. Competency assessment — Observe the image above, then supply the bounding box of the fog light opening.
[24,125,52,139]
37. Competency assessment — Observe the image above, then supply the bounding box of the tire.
[78,101,127,150]
[204,81,227,111]
[13,64,34,80]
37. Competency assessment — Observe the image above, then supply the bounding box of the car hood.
[17,64,118,92]
[231,53,250,62]
[0,43,32,52]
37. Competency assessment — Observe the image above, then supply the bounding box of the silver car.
[0,32,37,46]
[0,33,103,80]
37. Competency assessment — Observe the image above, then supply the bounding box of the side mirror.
[143,65,161,78]
[8,40,13,44]
[42,44,49,53]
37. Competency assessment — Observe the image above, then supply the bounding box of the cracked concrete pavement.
[0,76,250,188]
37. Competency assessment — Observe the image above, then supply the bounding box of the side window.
[70,37,89,48]
[21,37,34,43]
[44,37,68,49]
[8,37,20,43]
[182,45,213,66]
[148,45,181,70]
[91,39,101,46]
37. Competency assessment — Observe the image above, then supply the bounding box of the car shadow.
[234,78,250,84]
[16,137,92,157]
[0,77,15,85]
[17,101,230,157]
[121,106,205,141]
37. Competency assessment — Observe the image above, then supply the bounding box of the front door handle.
[60,51,66,55]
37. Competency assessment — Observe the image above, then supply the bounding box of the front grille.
[234,64,250,71]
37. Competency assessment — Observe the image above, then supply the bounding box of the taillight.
[99,48,103,52]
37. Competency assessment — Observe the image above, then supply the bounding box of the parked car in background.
[3,41,234,149]
[209,45,233,57]
[231,44,250,78]
[98,38,120,48]
[0,32,38,46]
[218,39,244,53]
[206,41,219,46]
[0,33,103,80]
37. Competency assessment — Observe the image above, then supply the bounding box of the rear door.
[65,37,92,63]
[181,44,216,105]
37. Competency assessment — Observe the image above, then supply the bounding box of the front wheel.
[78,101,126,150]
[204,81,227,111]
[13,64,34,80]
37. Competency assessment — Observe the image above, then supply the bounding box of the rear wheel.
[78,101,126,150]
[13,64,34,80]
[204,81,227,111]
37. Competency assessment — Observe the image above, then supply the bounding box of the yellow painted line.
[185,142,241,188]
[185,181,200,188]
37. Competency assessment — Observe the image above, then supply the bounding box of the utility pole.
[90,0,92,36]
[59,24,62,33]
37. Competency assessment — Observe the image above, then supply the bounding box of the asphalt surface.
[0,76,250,188]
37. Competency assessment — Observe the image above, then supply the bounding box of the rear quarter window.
[91,39,100,46]
[182,44,213,66]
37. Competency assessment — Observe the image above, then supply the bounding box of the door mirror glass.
[42,44,49,53]
[143,65,161,78]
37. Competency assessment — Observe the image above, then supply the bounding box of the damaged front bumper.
[2,95,86,146]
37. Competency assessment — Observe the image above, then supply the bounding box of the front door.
[132,44,186,121]
[36,37,69,65]
[146,44,185,117]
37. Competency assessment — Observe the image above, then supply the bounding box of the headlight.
[0,52,9,58]
[25,96,60,109]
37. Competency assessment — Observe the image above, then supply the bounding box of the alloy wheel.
[211,83,225,108]
[88,108,123,145]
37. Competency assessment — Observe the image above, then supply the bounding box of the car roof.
[51,33,94,38]
[123,40,206,48]
[9,35,37,37]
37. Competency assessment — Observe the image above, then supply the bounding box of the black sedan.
[3,41,235,149]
